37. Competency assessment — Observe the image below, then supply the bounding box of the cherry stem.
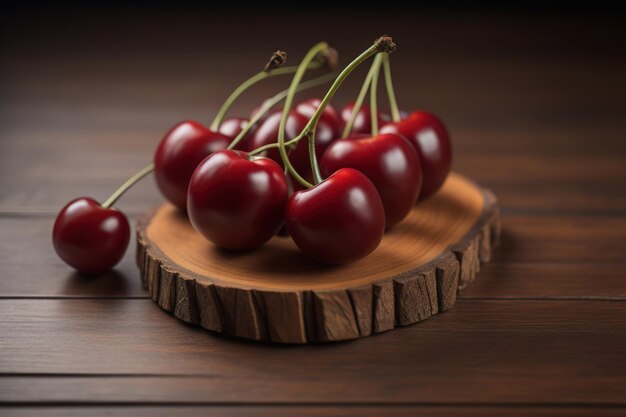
[340,54,381,138]
[247,130,300,156]
[284,36,396,187]
[208,60,323,131]
[101,163,154,209]
[382,53,401,122]
[276,42,329,189]
[369,54,383,135]
[227,72,336,151]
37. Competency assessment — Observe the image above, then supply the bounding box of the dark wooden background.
[1,5,625,416]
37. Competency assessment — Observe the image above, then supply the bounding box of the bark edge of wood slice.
[136,172,500,343]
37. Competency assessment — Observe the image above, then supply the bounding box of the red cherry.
[249,99,272,120]
[187,150,288,250]
[248,110,306,165]
[217,117,255,151]
[321,133,422,227]
[380,111,452,200]
[154,121,231,210]
[340,102,385,135]
[52,197,130,275]
[250,110,337,180]
[294,98,342,139]
[285,168,385,264]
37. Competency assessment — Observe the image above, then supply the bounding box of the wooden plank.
[493,215,626,264]
[0,218,147,298]
[1,133,624,215]
[461,263,626,300]
[2,407,625,417]
[1,8,626,412]
[1,215,625,299]
[1,299,625,404]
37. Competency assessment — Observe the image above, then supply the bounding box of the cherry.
[286,168,385,264]
[218,117,256,151]
[154,121,231,210]
[294,98,342,139]
[321,133,422,227]
[380,111,452,200]
[248,110,306,164]
[250,100,271,121]
[340,102,384,135]
[187,150,288,250]
[249,110,337,180]
[52,198,130,275]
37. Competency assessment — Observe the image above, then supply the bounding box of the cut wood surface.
[136,173,500,342]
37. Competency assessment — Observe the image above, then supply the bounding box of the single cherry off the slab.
[136,173,500,344]
[53,198,130,275]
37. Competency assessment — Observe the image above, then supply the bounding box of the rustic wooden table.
[1,7,625,416]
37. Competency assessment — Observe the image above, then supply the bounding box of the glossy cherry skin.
[286,168,385,264]
[187,150,288,250]
[52,197,130,275]
[294,98,342,139]
[154,121,231,210]
[250,110,338,180]
[321,133,422,227]
[218,117,255,151]
[249,110,306,163]
[380,111,452,200]
[340,102,385,135]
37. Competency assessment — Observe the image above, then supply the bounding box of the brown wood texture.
[135,174,499,342]
[1,7,626,416]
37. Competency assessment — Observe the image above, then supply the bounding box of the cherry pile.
[53,36,452,274]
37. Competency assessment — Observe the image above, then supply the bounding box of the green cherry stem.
[278,36,396,188]
[299,37,396,184]
[227,72,336,151]
[101,163,155,209]
[277,42,329,189]
[369,54,383,135]
[382,53,401,122]
[340,53,381,139]
[208,56,323,131]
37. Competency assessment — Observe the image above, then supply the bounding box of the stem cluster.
[103,36,400,207]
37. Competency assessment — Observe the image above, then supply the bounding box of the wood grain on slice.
[136,173,499,343]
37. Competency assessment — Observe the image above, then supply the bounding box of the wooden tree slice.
[136,172,500,343]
